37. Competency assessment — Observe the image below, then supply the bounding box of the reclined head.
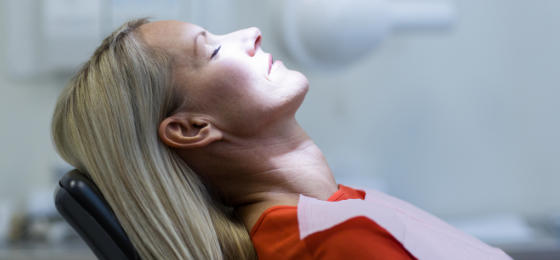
[51,18,308,259]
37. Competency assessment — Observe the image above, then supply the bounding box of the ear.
[158,113,223,149]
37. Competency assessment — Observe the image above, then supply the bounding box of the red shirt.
[250,184,417,259]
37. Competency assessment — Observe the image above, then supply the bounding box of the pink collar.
[297,188,512,260]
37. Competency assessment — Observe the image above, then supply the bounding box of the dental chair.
[54,169,140,260]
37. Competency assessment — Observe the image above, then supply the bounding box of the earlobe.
[158,114,222,149]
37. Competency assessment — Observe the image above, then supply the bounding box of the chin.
[287,71,310,110]
[290,69,310,93]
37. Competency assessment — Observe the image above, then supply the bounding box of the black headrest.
[55,169,140,260]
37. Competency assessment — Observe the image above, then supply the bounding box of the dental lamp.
[278,0,456,69]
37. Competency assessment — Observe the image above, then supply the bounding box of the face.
[139,20,309,136]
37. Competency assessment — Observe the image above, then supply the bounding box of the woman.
[52,19,510,259]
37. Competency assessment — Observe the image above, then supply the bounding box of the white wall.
[237,0,560,218]
[0,0,559,220]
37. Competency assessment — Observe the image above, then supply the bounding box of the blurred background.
[0,0,559,259]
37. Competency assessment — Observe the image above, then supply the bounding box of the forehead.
[138,20,205,62]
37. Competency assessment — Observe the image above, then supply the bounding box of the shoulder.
[251,205,298,237]
[251,206,314,259]
[251,204,415,260]
[303,216,416,260]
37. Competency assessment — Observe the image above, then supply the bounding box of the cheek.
[206,62,256,105]
[198,61,266,121]
[211,61,253,90]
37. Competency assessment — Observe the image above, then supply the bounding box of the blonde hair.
[51,18,256,259]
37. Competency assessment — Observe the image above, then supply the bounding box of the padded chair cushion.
[55,169,139,260]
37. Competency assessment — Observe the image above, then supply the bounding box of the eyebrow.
[194,30,208,56]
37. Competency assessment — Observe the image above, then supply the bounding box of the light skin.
[138,20,338,232]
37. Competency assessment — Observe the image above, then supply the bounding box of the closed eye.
[210,45,221,59]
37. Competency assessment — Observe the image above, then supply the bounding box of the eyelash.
[210,45,221,59]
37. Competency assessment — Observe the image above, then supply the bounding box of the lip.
[267,53,273,74]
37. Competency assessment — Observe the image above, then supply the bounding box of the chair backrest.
[54,169,140,260]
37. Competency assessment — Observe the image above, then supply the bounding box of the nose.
[241,27,262,56]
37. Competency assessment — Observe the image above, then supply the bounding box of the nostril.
[255,35,262,50]
[248,35,262,57]
[245,27,262,56]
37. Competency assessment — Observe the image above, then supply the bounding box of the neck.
[179,118,338,231]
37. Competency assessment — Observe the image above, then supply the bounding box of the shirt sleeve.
[302,216,417,260]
